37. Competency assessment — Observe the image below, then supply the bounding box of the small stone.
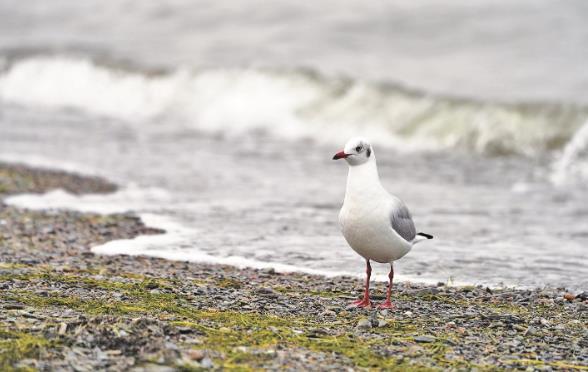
[262,267,276,275]
[306,328,328,338]
[356,318,372,330]
[164,341,179,351]
[563,292,575,302]
[200,357,213,368]
[20,258,39,265]
[256,287,279,298]
[4,303,24,310]
[58,322,67,335]
[263,349,277,357]
[404,311,413,317]
[188,350,205,361]
[414,335,436,343]
[525,326,537,336]
[320,310,336,317]
[377,319,388,328]
[41,226,55,234]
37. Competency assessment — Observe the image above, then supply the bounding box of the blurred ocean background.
[0,0,587,289]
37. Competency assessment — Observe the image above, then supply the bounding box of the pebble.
[58,322,67,335]
[414,335,436,343]
[256,287,279,298]
[200,357,213,368]
[320,310,336,317]
[445,322,456,329]
[563,293,575,302]
[356,318,372,330]
[525,326,538,336]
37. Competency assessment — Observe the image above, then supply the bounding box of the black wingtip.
[417,232,433,239]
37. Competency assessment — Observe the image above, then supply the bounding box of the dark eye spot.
[355,146,362,152]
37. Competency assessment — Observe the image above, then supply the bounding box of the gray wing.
[389,201,417,242]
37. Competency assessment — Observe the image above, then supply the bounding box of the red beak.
[332,150,348,160]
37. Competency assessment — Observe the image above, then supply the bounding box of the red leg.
[377,264,395,309]
[349,260,372,308]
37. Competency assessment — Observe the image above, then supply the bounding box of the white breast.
[339,199,412,263]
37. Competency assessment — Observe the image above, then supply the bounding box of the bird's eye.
[355,146,362,152]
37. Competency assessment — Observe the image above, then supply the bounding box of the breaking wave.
[551,119,588,186]
[1,55,588,156]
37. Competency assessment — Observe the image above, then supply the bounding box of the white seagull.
[333,137,433,309]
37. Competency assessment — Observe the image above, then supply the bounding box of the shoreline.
[2,162,549,293]
[0,162,587,371]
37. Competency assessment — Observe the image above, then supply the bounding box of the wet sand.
[0,163,587,371]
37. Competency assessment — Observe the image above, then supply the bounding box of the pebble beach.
[0,163,587,371]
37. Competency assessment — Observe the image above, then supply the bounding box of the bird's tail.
[412,232,434,245]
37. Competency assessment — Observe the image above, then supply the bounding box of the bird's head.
[332,137,373,166]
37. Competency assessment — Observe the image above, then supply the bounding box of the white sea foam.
[4,185,171,215]
[92,213,450,284]
[2,56,587,155]
[550,120,588,186]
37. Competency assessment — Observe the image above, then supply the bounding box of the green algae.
[0,328,53,372]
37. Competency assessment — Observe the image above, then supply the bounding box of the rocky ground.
[0,162,587,371]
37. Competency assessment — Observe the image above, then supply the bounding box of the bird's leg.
[377,264,395,309]
[350,260,372,308]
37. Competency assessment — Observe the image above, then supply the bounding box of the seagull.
[333,137,433,309]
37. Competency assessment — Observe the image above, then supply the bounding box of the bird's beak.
[332,150,348,160]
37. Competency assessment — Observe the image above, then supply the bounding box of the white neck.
[344,156,383,204]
